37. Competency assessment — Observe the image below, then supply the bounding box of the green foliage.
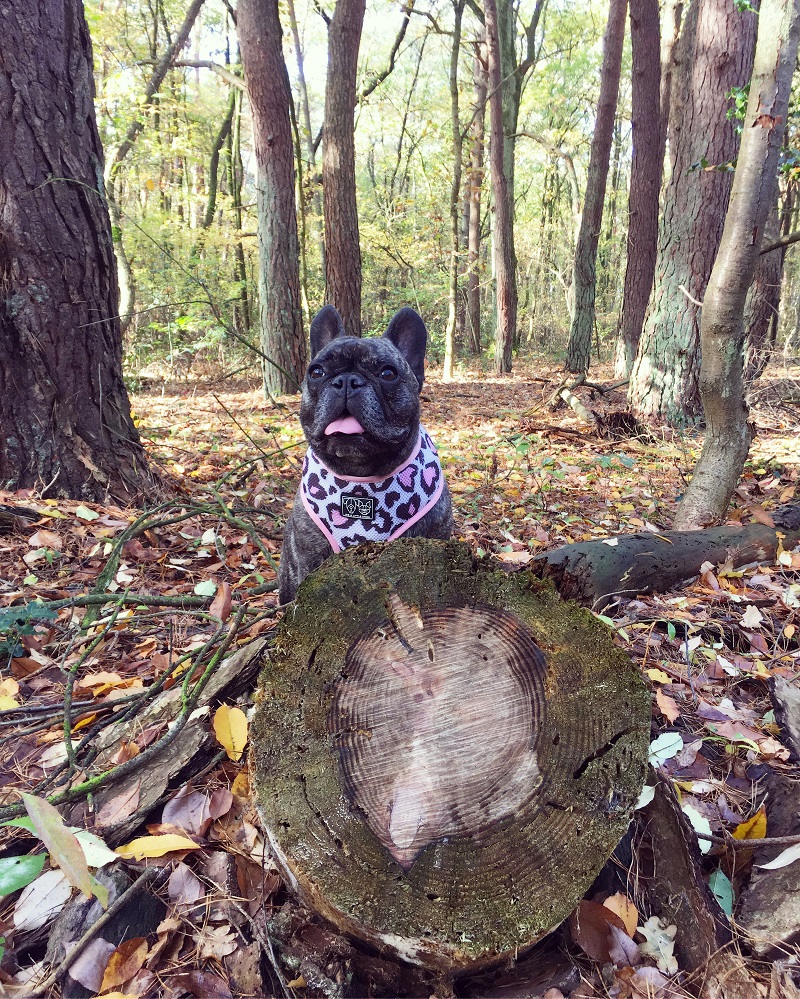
[0,603,57,659]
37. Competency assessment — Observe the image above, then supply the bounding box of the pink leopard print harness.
[300,427,444,553]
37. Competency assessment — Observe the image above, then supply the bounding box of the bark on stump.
[252,539,650,971]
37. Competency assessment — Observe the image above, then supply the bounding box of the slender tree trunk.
[228,86,251,334]
[202,86,235,229]
[673,0,800,529]
[565,0,628,374]
[744,198,784,380]
[466,36,488,356]
[104,0,206,337]
[287,0,326,277]
[238,0,306,394]
[485,0,516,373]
[628,0,757,425]
[0,0,157,502]
[323,0,367,338]
[443,0,466,382]
[615,0,662,378]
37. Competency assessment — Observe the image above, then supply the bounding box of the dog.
[277,305,453,603]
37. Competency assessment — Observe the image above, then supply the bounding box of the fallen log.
[251,539,650,972]
[533,508,800,610]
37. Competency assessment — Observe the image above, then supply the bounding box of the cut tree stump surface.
[252,539,650,970]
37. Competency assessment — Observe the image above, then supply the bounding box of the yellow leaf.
[73,713,98,732]
[213,704,248,762]
[646,668,671,684]
[0,678,20,697]
[602,892,639,936]
[733,806,767,841]
[287,976,307,989]
[115,834,200,859]
[231,771,250,797]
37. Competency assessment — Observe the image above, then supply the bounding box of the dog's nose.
[331,373,366,393]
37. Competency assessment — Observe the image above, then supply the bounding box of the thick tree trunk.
[565,0,628,374]
[253,539,649,971]
[466,37,487,356]
[238,0,307,395]
[442,0,466,382]
[0,0,157,503]
[628,0,757,426]
[485,0,516,373]
[322,0,366,338]
[674,0,800,530]
[615,0,662,379]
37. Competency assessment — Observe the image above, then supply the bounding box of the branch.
[518,0,548,78]
[360,0,415,101]
[106,0,207,186]
[759,228,800,254]
[156,58,245,90]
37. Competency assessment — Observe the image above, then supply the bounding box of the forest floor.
[0,356,798,998]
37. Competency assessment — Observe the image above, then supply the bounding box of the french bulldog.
[277,305,453,603]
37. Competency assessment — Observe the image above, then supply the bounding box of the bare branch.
[360,0,415,101]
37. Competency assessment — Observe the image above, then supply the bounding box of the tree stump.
[252,539,650,971]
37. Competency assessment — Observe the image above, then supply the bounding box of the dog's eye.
[308,364,324,380]
[379,366,398,381]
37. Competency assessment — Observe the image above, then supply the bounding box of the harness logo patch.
[341,494,375,521]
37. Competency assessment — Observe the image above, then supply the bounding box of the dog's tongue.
[324,415,365,436]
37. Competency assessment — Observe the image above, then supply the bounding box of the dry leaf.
[115,834,201,860]
[100,937,149,992]
[655,687,680,723]
[213,704,248,762]
[733,806,767,841]
[602,892,639,936]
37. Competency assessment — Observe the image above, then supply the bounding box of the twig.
[21,868,161,998]
[679,284,704,308]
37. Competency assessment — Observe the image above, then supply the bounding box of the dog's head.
[299,306,428,478]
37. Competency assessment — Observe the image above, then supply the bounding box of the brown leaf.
[655,687,680,723]
[100,937,149,992]
[210,580,233,621]
[95,782,141,830]
[569,899,627,963]
[168,862,206,907]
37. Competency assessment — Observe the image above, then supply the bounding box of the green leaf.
[194,579,217,597]
[708,869,734,916]
[21,793,93,899]
[666,621,677,641]
[0,817,36,833]
[75,504,99,522]
[0,853,47,897]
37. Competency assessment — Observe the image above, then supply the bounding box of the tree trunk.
[466,36,487,356]
[322,0,366,338]
[238,0,307,395]
[534,511,800,610]
[564,0,628,374]
[628,0,757,426]
[485,0,516,373]
[228,86,252,335]
[615,0,662,378]
[202,87,235,230]
[673,0,800,530]
[287,0,326,278]
[253,539,649,971]
[104,0,206,338]
[744,198,784,380]
[0,0,158,503]
[442,0,466,382]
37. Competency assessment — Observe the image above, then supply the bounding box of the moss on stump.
[252,539,649,971]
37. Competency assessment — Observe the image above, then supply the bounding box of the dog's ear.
[383,308,427,389]
[310,305,347,357]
